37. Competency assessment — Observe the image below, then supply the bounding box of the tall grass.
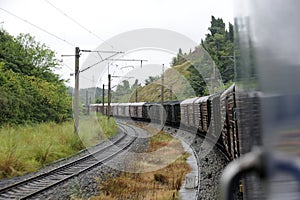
[78,114,118,147]
[0,114,117,179]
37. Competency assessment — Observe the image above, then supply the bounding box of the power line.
[61,62,74,72]
[43,0,114,49]
[80,74,94,82]
[0,7,75,47]
[81,50,123,54]
[80,52,120,73]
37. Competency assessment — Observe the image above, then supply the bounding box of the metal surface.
[230,0,300,199]
[220,148,266,200]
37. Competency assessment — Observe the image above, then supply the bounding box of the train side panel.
[173,102,181,126]
[164,101,180,126]
[111,103,118,117]
[129,102,146,119]
[194,96,209,133]
[207,93,222,140]
[221,84,239,159]
[180,97,198,129]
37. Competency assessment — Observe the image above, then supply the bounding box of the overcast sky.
[0,0,234,87]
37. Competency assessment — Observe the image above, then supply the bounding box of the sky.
[0,0,234,88]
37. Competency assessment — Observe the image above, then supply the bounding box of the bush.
[0,63,72,126]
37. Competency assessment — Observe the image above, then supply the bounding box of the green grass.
[78,114,118,147]
[0,114,117,179]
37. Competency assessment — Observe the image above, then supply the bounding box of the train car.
[136,102,146,119]
[104,103,118,116]
[194,96,209,133]
[117,103,124,117]
[89,104,99,113]
[220,84,239,159]
[89,104,106,115]
[163,100,180,126]
[144,102,161,123]
[111,103,119,117]
[163,101,172,124]
[207,93,222,139]
[171,100,181,127]
[129,102,146,120]
[173,100,181,127]
[180,97,198,128]
[117,103,130,118]
[103,103,108,115]
[142,102,151,121]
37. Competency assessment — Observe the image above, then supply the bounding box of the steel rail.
[0,123,138,199]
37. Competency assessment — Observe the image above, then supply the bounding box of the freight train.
[89,83,239,160]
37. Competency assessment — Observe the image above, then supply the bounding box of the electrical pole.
[161,64,164,129]
[74,47,80,135]
[233,51,236,81]
[108,74,111,119]
[135,88,138,102]
[102,84,105,114]
[89,96,91,115]
[85,91,89,115]
[211,63,216,94]
[85,91,88,106]
[170,85,172,100]
[66,48,124,131]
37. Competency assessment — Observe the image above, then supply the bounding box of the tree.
[122,80,130,90]
[145,75,160,85]
[129,16,236,100]
[0,30,72,126]
[131,79,141,89]
[0,31,61,83]
[170,16,235,96]
[171,48,187,66]
[202,16,234,84]
[16,34,61,82]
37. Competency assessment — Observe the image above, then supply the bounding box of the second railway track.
[0,122,138,200]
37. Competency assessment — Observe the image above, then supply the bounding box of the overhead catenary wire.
[63,65,95,83]
[80,52,121,73]
[0,7,75,47]
[80,74,94,82]
[43,0,114,49]
[61,62,74,72]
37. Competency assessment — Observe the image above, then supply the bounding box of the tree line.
[0,30,72,126]
[172,16,235,96]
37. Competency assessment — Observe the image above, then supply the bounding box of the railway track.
[0,122,138,200]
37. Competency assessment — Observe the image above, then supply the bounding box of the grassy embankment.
[131,62,192,102]
[92,123,191,200]
[0,114,117,179]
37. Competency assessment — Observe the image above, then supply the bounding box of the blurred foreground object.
[221,0,300,199]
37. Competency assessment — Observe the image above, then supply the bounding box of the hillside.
[130,16,235,102]
[117,16,234,103]
[129,62,195,102]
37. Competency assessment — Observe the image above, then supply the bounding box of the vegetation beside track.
[92,125,191,200]
[0,31,72,126]
[0,114,117,179]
